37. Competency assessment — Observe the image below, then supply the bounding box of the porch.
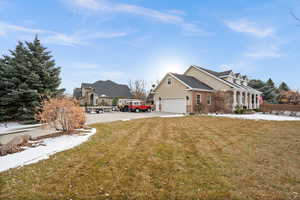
[233,90,261,110]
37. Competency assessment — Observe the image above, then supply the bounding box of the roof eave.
[186,88,214,92]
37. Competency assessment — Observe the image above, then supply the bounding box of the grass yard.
[1,116,300,200]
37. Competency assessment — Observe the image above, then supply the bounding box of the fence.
[261,103,300,112]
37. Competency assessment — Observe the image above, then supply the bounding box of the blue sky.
[0,0,300,93]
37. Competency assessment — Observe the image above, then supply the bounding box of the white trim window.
[207,95,212,105]
[167,78,172,85]
[196,94,201,105]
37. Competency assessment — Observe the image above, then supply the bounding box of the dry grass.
[1,116,300,200]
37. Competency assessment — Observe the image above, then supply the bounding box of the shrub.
[194,103,204,114]
[234,105,247,114]
[36,98,86,133]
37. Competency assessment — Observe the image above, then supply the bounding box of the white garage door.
[161,98,186,114]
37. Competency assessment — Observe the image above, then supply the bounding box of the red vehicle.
[128,100,152,112]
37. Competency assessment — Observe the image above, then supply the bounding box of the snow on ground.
[0,122,41,135]
[0,128,96,172]
[208,113,300,121]
[160,114,185,118]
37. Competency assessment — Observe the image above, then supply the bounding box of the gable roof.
[171,73,213,91]
[188,65,261,93]
[195,66,232,77]
[81,80,132,98]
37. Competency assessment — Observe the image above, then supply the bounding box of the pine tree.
[0,36,63,121]
[26,36,63,98]
[279,82,290,91]
[249,78,279,104]
[263,78,278,103]
[266,78,275,88]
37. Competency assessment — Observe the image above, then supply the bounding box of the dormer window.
[167,78,172,85]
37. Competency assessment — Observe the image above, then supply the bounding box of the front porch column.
[249,93,253,109]
[233,90,237,110]
[245,92,248,108]
[239,91,243,107]
[253,94,257,109]
[256,94,260,109]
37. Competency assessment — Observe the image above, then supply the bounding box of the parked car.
[128,100,151,112]
[118,99,151,112]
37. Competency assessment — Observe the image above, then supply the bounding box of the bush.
[36,98,86,133]
[194,103,204,114]
[234,105,247,114]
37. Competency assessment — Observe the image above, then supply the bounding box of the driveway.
[86,112,170,124]
[0,112,171,145]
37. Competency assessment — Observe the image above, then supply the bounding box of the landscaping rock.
[0,134,31,156]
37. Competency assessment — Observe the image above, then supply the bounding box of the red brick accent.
[191,91,215,113]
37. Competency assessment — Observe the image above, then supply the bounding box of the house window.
[207,95,211,105]
[167,78,172,85]
[207,95,212,105]
[196,94,201,105]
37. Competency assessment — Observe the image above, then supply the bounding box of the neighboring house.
[73,80,132,106]
[278,90,300,105]
[153,65,262,114]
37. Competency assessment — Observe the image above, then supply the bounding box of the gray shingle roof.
[194,66,232,77]
[171,73,213,91]
[73,88,81,99]
[81,80,132,98]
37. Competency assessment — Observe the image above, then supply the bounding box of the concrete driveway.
[86,112,170,124]
[0,112,171,145]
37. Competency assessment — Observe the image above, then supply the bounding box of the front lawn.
[1,116,300,200]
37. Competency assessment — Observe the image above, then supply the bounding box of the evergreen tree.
[266,78,275,88]
[279,82,290,91]
[0,36,63,121]
[249,78,279,104]
[263,78,278,103]
[25,36,63,98]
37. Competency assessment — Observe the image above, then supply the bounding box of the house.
[278,90,300,105]
[73,80,132,106]
[153,65,262,114]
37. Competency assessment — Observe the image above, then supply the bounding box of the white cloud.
[0,21,46,36]
[224,19,274,38]
[245,44,282,59]
[43,30,128,47]
[67,0,208,35]
[0,21,128,47]
[167,9,186,16]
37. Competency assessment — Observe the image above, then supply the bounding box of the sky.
[0,0,300,93]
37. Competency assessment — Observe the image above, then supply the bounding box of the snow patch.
[160,114,185,118]
[0,128,96,172]
[207,113,300,121]
[0,122,41,135]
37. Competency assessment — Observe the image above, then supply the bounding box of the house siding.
[185,67,232,91]
[153,74,192,112]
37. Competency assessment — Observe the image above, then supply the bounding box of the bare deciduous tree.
[128,80,147,100]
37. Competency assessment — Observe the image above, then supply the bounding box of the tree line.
[0,36,63,122]
[248,78,291,104]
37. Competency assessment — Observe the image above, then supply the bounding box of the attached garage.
[161,98,186,114]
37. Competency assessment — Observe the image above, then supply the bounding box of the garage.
[161,98,186,114]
